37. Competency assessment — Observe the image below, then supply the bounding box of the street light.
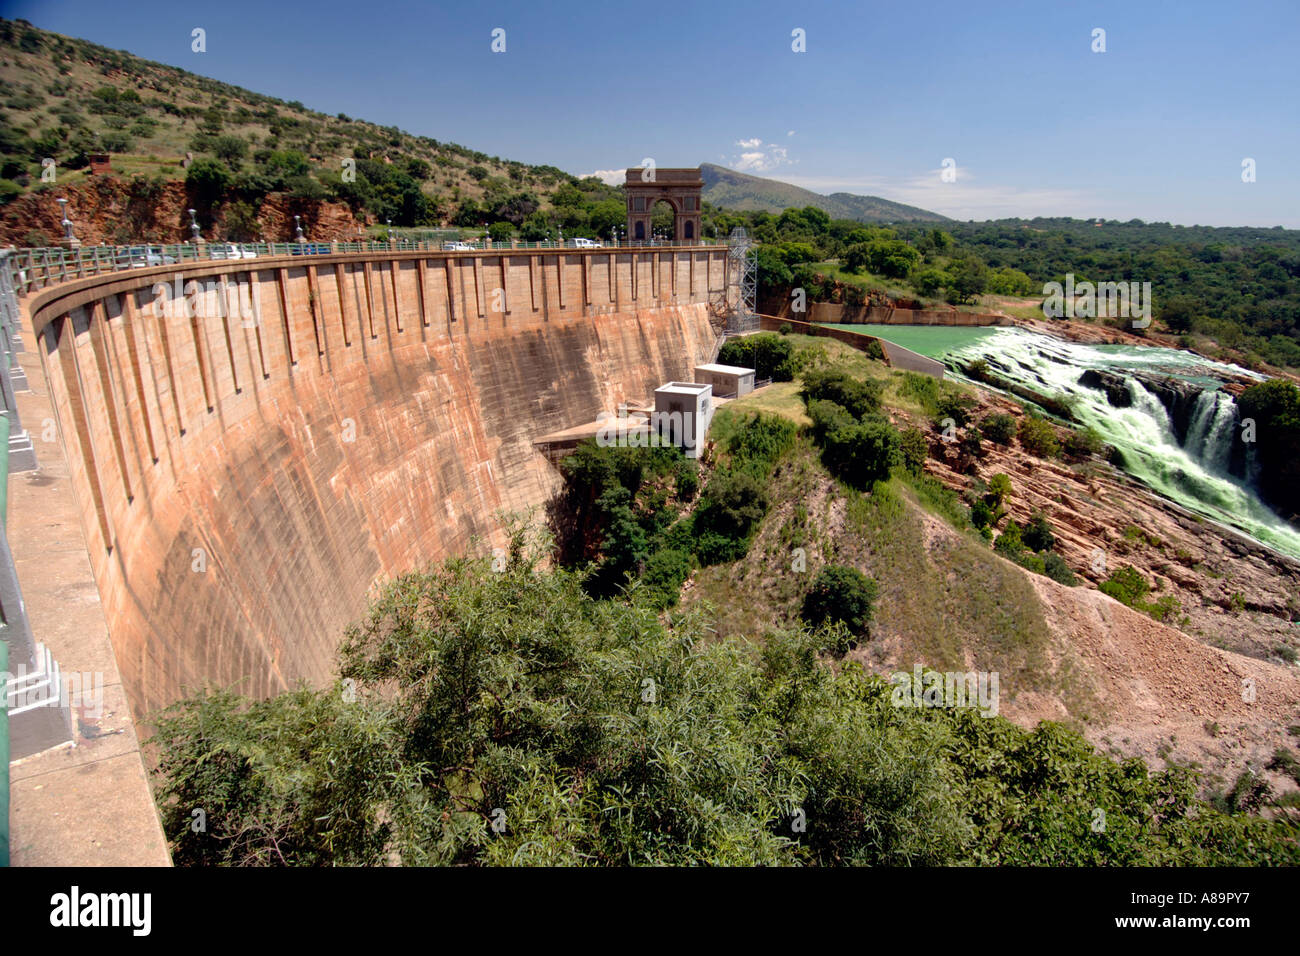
[294,214,304,243]
[56,197,75,243]
[386,219,393,242]
[188,208,200,242]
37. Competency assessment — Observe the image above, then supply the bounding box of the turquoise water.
[823,323,1000,358]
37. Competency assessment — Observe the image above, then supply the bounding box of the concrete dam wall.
[24,246,727,722]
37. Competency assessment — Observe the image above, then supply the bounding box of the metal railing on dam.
[4,238,725,299]
[15,244,729,726]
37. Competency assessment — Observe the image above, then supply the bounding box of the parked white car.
[569,237,603,248]
[211,243,257,260]
[442,241,476,251]
[119,246,176,268]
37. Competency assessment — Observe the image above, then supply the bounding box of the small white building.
[694,363,756,398]
[653,382,714,458]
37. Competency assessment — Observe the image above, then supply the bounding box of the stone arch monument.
[624,167,704,242]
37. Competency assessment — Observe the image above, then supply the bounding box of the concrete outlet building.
[694,362,755,398]
[653,381,714,458]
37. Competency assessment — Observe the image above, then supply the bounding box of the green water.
[822,323,1000,358]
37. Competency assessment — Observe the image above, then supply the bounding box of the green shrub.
[718,332,795,382]
[821,417,901,488]
[1063,426,1104,459]
[969,498,994,529]
[1022,513,1055,552]
[674,458,699,502]
[1017,416,1061,458]
[1042,552,1078,586]
[800,366,882,419]
[801,564,878,643]
[692,469,769,565]
[779,322,792,335]
[899,427,928,475]
[1099,565,1150,606]
[899,372,941,413]
[936,392,977,427]
[994,520,1024,558]
[640,548,694,609]
[979,413,1017,445]
[986,473,1012,509]
[724,412,798,474]
[807,398,857,441]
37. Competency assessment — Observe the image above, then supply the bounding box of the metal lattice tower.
[726,227,758,333]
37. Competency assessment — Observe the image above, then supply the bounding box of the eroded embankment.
[25,248,726,720]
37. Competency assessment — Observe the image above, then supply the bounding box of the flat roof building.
[653,381,714,458]
[694,363,756,398]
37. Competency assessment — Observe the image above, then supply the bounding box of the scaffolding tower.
[725,227,758,334]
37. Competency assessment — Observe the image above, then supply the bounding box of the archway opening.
[651,200,676,242]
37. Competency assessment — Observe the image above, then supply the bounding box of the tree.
[1017,417,1061,458]
[1022,513,1055,552]
[212,134,248,165]
[945,256,987,304]
[986,473,1013,510]
[185,157,230,204]
[979,414,1017,445]
[1160,295,1201,334]
[913,268,948,298]
[1237,380,1300,518]
[588,200,625,240]
[801,565,878,648]
[487,221,514,243]
[800,366,882,419]
[719,333,796,382]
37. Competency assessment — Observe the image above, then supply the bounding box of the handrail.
[2,239,725,299]
[0,239,728,303]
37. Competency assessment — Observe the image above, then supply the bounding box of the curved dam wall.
[25,246,727,721]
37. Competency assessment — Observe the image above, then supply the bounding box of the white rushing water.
[942,327,1300,561]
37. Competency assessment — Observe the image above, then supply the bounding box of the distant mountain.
[699,163,948,223]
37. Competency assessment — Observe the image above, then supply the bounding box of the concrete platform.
[6,348,169,866]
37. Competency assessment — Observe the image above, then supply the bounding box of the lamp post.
[294,214,305,244]
[386,219,393,243]
[56,197,79,249]
[188,208,200,243]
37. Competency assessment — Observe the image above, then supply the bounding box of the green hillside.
[700,162,948,223]
[0,18,623,236]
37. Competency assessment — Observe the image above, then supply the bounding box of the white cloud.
[583,168,627,186]
[729,139,793,173]
[787,130,795,137]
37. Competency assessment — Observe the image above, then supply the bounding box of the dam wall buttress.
[24,247,728,720]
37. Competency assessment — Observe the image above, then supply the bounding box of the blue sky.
[8,0,1298,226]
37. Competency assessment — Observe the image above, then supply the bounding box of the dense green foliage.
[1017,416,1061,459]
[717,333,795,383]
[151,528,1300,866]
[801,565,878,649]
[800,366,883,419]
[979,413,1018,445]
[552,411,795,598]
[1237,379,1300,519]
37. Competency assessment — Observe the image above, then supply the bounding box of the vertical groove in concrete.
[20,248,729,729]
